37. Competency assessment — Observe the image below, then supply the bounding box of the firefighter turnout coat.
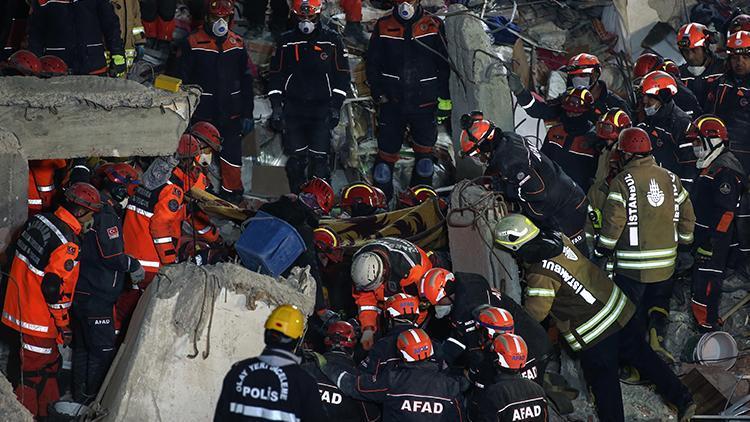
[525,237,636,352]
[596,156,696,282]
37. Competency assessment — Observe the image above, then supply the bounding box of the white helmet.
[351,251,384,291]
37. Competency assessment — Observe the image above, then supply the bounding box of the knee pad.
[415,157,434,178]
[373,162,393,184]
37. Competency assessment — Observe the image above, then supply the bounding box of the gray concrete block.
[0,128,27,253]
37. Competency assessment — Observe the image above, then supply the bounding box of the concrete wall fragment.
[96,263,316,422]
[0,128,27,253]
[0,371,33,422]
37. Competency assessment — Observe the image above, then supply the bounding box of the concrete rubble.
[95,263,316,422]
[0,371,33,422]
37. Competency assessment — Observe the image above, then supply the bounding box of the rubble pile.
[0,372,33,422]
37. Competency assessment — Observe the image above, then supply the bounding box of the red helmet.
[313,227,343,263]
[398,185,437,208]
[677,23,711,49]
[684,114,729,142]
[566,53,600,75]
[176,133,202,159]
[6,50,42,76]
[561,87,594,113]
[39,55,68,77]
[292,0,322,17]
[97,163,139,185]
[300,177,335,215]
[662,59,681,80]
[385,293,420,318]
[618,127,652,154]
[460,119,496,158]
[727,31,750,54]
[340,182,387,213]
[492,333,528,370]
[418,268,455,305]
[189,121,222,152]
[633,53,665,80]
[324,321,357,350]
[397,329,433,362]
[207,0,234,17]
[595,109,632,141]
[728,14,750,37]
[65,182,103,212]
[476,307,515,339]
[640,70,678,100]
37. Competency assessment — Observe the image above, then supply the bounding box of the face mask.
[434,304,452,319]
[570,76,591,88]
[644,104,660,116]
[198,152,212,167]
[687,65,706,76]
[298,20,316,34]
[397,2,416,20]
[693,145,708,161]
[212,18,228,37]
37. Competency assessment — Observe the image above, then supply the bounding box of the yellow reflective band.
[527,288,556,297]
[679,232,694,242]
[581,291,628,344]
[598,235,618,247]
[616,258,675,269]
[576,286,621,336]
[697,247,713,257]
[563,332,582,351]
[676,189,689,205]
[607,192,625,206]
[615,247,677,259]
[614,110,626,126]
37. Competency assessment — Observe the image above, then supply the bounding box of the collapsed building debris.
[0,371,33,422]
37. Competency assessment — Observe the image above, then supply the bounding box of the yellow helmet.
[264,304,305,339]
[493,214,540,251]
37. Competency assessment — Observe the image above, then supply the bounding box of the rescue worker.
[367,0,452,200]
[470,334,548,422]
[460,113,589,254]
[28,159,67,216]
[593,127,695,361]
[0,0,29,62]
[175,0,254,202]
[632,52,702,118]
[350,237,432,349]
[139,0,175,68]
[359,293,420,376]
[268,0,350,192]
[2,183,101,417]
[508,53,631,124]
[92,162,139,215]
[677,22,724,103]
[312,227,351,312]
[541,86,599,192]
[321,328,469,421]
[302,321,381,421]
[707,31,750,172]
[242,0,289,37]
[340,0,369,49]
[27,0,125,76]
[339,182,388,217]
[637,70,697,189]
[111,0,143,71]
[0,49,42,76]
[214,304,327,421]
[73,164,143,403]
[685,116,747,330]
[494,214,696,422]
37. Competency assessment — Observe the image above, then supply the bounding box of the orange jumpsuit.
[27,159,67,215]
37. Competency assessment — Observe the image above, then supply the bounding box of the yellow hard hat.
[493,214,540,251]
[264,304,305,340]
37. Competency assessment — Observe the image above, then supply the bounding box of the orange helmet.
[640,70,678,101]
[300,177,335,214]
[618,127,652,154]
[65,182,103,212]
[561,87,594,113]
[418,268,455,305]
[97,163,139,185]
[677,23,711,49]
[662,59,681,80]
[397,329,433,362]
[313,227,343,263]
[492,333,528,370]
[39,55,68,77]
[398,185,437,208]
[5,50,42,76]
[324,321,357,350]
[189,121,222,152]
[566,53,600,75]
[633,53,665,80]
[595,109,632,141]
[684,114,729,142]
[207,0,234,17]
[460,119,496,159]
[728,14,750,37]
[340,182,387,214]
[476,306,515,339]
[727,31,750,54]
[292,0,322,17]
[176,133,202,159]
[385,293,420,318]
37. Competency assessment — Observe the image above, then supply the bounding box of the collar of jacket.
[402,359,440,370]
[55,205,82,235]
[623,155,656,170]
[494,372,523,383]
[260,347,302,366]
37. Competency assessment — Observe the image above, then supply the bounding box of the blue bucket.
[236,211,305,277]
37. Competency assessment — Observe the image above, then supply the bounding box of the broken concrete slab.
[0,76,200,159]
[0,128,27,253]
[0,371,33,422]
[96,263,316,421]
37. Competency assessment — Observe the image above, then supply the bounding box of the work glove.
[361,327,375,351]
[130,264,145,283]
[328,108,341,130]
[437,97,452,124]
[507,71,525,95]
[109,54,127,78]
[675,251,695,273]
[269,105,284,133]
[241,117,255,135]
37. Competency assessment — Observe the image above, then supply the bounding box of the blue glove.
[241,118,255,135]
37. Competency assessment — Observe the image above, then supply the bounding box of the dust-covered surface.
[96,263,315,421]
[0,371,33,422]
[0,128,27,253]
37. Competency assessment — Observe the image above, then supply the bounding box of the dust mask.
[212,18,228,37]
[687,65,706,76]
[198,152,213,167]
[570,76,591,89]
[434,304,452,319]
[644,104,660,116]
[298,20,316,34]
[397,2,416,20]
